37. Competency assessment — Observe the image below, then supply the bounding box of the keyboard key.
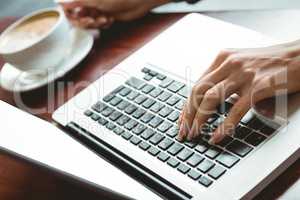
[142,67,150,73]
[150,102,165,112]
[124,119,138,130]
[149,133,165,145]
[148,146,160,156]
[103,94,115,102]
[167,111,180,122]
[156,73,166,80]
[101,107,115,117]
[195,140,210,154]
[142,84,155,94]
[166,96,181,106]
[159,78,174,88]
[122,132,133,140]
[116,100,130,111]
[109,96,122,106]
[139,141,151,151]
[167,158,180,168]
[188,170,201,180]
[148,70,158,77]
[211,116,225,129]
[166,126,179,138]
[199,176,213,187]
[91,113,101,121]
[175,99,185,110]
[159,107,174,118]
[127,91,139,100]
[167,143,184,156]
[132,124,147,135]
[240,111,255,125]
[227,140,253,157]
[206,113,219,124]
[142,98,156,109]
[98,118,108,126]
[157,152,170,162]
[187,154,204,167]
[217,136,233,147]
[134,95,148,104]
[149,88,163,98]
[245,132,266,146]
[140,112,155,123]
[201,124,213,135]
[126,77,146,90]
[132,108,146,119]
[157,121,173,133]
[116,115,130,126]
[177,86,189,98]
[248,118,265,130]
[177,148,194,161]
[111,85,125,94]
[149,116,164,128]
[113,127,124,135]
[141,129,156,140]
[130,136,142,145]
[124,104,137,114]
[234,126,252,139]
[158,91,172,102]
[109,111,123,121]
[119,87,132,97]
[197,159,215,173]
[184,141,197,149]
[158,138,174,150]
[177,163,190,174]
[92,102,107,113]
[216,151,240,168]
[144,74,153,81]
[205,147,222,159]
[217,101,233,115]
[106,122,116,130]
[260,125,277,136]
[167,81,185,93]
[208,165,226,180]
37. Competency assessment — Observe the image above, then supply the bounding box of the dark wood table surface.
[0,13,299,200]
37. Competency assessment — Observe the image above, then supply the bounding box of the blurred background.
[0,0,55,18]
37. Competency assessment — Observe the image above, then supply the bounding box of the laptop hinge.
[66,122,193,200]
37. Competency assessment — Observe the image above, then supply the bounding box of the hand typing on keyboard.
[178,43,300,144]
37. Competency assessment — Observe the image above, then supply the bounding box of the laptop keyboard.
[83,66,280,188]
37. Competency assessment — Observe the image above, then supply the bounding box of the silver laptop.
[53,14,300,200]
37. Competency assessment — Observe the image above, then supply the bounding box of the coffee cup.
[0,7,72,74]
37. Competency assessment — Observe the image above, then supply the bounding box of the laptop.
[53,14,300,200]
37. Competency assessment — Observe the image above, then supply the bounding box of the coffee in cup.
[0,11,59,53]
[0,8,72,72]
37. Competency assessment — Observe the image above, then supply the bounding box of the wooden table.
[0,14,299,200]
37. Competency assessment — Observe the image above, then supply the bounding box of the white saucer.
[0,28,94,92]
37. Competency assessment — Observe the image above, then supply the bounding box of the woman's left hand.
[178,42,300,144]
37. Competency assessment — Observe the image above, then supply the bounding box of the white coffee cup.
[0,7,72,73]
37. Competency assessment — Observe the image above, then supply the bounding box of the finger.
[78,16,96,28]
[101,17,115,29]
[92,16,109,28]
[210,95,251,144]
[188,79,238,140]
[178,71,228,141]
[178,58,239,141]
[200,49,233,78]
